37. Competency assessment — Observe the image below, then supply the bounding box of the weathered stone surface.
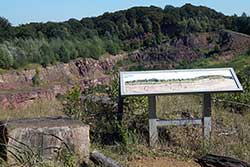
[0,117,90,165]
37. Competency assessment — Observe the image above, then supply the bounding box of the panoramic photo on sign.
[120,68,243,96]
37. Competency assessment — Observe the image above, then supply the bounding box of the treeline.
[0,4,250,69]
[0,37,121,69]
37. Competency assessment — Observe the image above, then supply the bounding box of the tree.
[40,43,54,67]
[0,17,11,30]
[59,45,70,63]
[161,15,180,36]
[86,37,105,59]
[140,16,153,33]
[187,18,202,32]
[241,12,247,17]
[97,20,117,35]
[0,44,13,69]
[11,45,28,69]
[105,40,120,55]
[0,17,11,41]
[164,5,175,11]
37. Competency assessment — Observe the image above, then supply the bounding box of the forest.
[0,3,250,69]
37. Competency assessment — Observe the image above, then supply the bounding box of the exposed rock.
[0,54,124,91]
[0,76,111,109]
[0,85,69,109]
[0,117,90,165]
[0,54,124,109]
[129,31,250,69]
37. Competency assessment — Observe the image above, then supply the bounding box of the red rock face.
[0,54,124,109]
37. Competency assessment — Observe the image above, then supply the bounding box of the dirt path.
[127,157,200,167]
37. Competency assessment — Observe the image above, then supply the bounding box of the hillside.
[0,4,250,69]
[1,30,250,109]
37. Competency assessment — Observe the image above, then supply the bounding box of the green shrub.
[32,68,41,86]
[63,85,83,119]
[62,74,148,146]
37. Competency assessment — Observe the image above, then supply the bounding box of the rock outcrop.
[0,54,124,109]
[129,30,250,69]
[0,117,90,166]
[0,54,124,91]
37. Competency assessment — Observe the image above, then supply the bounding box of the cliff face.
[0,55,123,90]
[0,54,124,109]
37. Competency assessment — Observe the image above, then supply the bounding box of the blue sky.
[0,0,249,26]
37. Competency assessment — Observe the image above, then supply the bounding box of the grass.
[90,91,250,165]
[0,64,42,75]
[155,95,250,162]
[88,93,250,165]
[212,105,250,161]
[179,53,250,71]
[0,68,7,74]
[93,94,248,165]
[91,140,194,166]
[0,99,64,121]
[0,141,78,167]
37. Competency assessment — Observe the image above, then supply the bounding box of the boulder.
[0,117,89,166]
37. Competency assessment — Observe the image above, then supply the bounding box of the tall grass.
[0,134,77,167]
[0,99,64,121]
[156,95,250,162]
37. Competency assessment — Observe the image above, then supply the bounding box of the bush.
[32,68,41,86]
[63,85,82,119]
[62,74,148,146]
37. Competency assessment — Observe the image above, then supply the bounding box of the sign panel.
[120,68,243,96]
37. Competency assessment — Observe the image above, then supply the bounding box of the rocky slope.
[0,54,124,109]
[129,30,250,69]
[1,30,250,109]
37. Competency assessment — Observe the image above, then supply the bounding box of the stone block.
[0,117,89,166]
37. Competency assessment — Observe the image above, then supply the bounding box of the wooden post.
[91,150,121,167]
[117,84,124,143]
[148,96,158,147]
[203,93,212,140]
[117,96,123,122]
[117,82,123,122]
